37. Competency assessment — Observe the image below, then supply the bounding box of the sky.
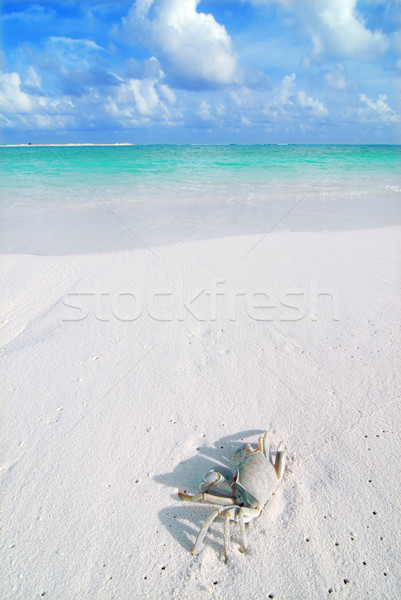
[0,0,399,144]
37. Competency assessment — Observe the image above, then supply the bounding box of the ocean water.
[1,144,400,254]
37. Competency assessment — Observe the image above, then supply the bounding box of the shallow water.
[1,144,400,254]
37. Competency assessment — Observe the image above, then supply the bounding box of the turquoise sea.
[1,144,400,254]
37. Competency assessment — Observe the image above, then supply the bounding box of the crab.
[178,431,286,559]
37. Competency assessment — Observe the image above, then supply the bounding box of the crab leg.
[224,509,231,559]
[263,431,271,461]
[192,506,238,558]
[239,509,248,552]
[178,491,236,506]
[275,442,287,479]
[259,431,271,461]
[192,509,221,555]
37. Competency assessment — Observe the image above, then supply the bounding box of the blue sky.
[0,0,399,143]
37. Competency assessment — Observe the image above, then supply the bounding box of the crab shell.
[233,450,278,509]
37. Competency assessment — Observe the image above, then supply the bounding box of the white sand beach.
[1,224,400,599]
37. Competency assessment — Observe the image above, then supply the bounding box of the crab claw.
[200,470,234,495]
[200,470,221,491]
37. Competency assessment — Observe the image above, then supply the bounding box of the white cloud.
[132,80,159,117]
[0,71,33,112]
[230,86,262,109]
[357,93,399,122]
[3,5,56,22]
[0,61,179,133]
[108,76,179,125]
[159,84,176,105]
[25,66,41,88]
[264,73,329,120]
[115,79,157,117]
[197,100,212,121]
[44,36,103,69]
[47,36,102,53]
[250,0,389,61]
[116,0,238,89]
[297,90,329,117]
[276,73,296,104]
[325,63,347,89]
[315,0,389,60]
[0,70,76,131]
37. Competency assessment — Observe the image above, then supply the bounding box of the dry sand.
[1,226,400,599]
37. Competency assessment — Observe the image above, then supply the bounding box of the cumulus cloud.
[0,71,33,112]
[250,0,389,61]
[312,0,389,60]
[104,76,179,128]
[276,73,296,105]
[0,56,179,134]
[115,0,238,89]
[118,79,160,117]
[264,72,329,120]
[357,93,399,122]
[0,69,76,131]
[297,90,329,117]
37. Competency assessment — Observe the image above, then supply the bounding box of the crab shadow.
[155,428,265,553]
